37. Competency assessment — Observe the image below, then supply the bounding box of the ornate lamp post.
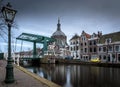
[1,2,17,83]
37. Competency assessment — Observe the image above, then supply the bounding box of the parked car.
[90,58,100,63]
[65,56,73,60]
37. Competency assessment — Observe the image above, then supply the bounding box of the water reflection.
[25,64,120,87]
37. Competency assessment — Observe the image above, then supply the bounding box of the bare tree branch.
[0,0,19,43]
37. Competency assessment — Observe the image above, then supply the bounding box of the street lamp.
[1,2,17,83]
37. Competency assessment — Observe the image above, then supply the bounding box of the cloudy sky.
[0,0,120,52]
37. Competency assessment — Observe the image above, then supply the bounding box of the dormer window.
[91,33,96,38]
[105,38,112,44]
[109,38,112,43]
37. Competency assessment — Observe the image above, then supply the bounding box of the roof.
[85,32,91,38]
[52,18,66,37]
[70,34,80,41]
[16,33,55,43]
[81,31,91,38]
[52,30,66,37]
[99,31,120,43]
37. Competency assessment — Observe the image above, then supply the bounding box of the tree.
[0,0,7,42]
[0,0,18,52]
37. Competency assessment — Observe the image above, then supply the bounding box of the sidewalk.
[0,60,61,87]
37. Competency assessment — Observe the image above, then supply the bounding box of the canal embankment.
[55,59,120,68]
[21,57,120,68]
[0,60,61,87]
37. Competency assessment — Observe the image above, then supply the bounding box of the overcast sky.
[0,0,120,52]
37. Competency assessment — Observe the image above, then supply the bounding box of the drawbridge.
[16,33,55,60]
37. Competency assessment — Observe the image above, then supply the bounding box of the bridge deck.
[20,57,41,61]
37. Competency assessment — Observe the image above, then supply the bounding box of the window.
[112,54,115,59]
[118,54,120,61]
[85,42,87,46]
[82,36,86,41]
[105,38,112,44]
[73,42,75,44]
[99,47,101,52]
[89,48,92,52]
[82,37,84,41]
[81,43,83,46]
[74,46,75,51]
[103,55,106,60]
[81,55,82,58]
[85,48,87,53]
[103,47,106,52]
[84,37,86,41]
[99,55,101,60]
[94,47,96,52]
[89,41,92,45]
[71,47,72,51]
[76,46,79,50]
[108,46,112,52]
[81,49,83,53]
[115,45,119,52]
[94,40,96,45]
[76,41,78,44]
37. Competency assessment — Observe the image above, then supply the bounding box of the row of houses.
[3,19,119,63]
[69,31,120,63]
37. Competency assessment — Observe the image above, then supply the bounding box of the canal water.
[24,64,120,87]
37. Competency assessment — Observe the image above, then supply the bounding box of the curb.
[14,65,61,87]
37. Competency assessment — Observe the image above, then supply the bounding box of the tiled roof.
[99,31,120,43]
[85,32,91,38]
[81,30,91,38]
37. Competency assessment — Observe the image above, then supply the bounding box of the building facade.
[69,34,80,59]
[69,31,120,63]
[97,32,120,63]
[88,32,102,60]
[79,31,91,61]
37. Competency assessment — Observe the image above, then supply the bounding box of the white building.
[69,34,80,59]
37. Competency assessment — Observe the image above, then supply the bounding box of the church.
[51,18,67,48]
[51,18,69,58]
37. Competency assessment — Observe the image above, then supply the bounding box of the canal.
[24,64,120,87]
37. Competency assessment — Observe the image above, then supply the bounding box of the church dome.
[52,18,66,37]
[51,18,67,48]
[52,29,66,36]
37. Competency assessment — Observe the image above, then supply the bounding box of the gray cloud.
[2,0,119,19]
[2,0,120,35]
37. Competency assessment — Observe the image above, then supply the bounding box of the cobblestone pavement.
[0,60,53,87]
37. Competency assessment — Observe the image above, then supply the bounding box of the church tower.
[51,18,67,48]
